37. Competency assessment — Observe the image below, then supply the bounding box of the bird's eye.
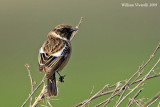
[58,28,64,32]
[60,28,67,32]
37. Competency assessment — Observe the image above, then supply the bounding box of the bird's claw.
[59,75,66,82]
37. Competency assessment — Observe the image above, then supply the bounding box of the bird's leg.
[57,72,66,82]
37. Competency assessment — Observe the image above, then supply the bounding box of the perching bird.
[38,24,78,96]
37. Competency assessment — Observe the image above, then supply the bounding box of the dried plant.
[74,43,160,107]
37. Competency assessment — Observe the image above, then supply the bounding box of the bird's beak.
[71,28,79,32]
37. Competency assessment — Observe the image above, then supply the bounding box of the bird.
[38,24,78,96]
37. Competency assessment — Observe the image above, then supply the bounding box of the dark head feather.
[53,24,78,40]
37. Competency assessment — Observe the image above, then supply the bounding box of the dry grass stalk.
[31,85,47,107]
[142,92,160,107]
[74,43,160,107]
[25,64,34,107]
[127,89,143,107]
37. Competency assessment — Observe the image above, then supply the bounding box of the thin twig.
[98,73,160,98]
[115,58,160,107]
[21,74,46,107]
[47,100,53,107]
[80,84,109,106]
[147,98,159,107]
[130,73,160,85]
[31,85,47,107]
[96,82,121,107]
[134,100,142,107]
[25,64,34,106]
[117,70,143,105]
[116,43,160,103]
[142,92,160,107]
[127,89,143,107]
[102,82,121,107]
[70,17,83,41]
[96,91,120,107]
[89,85,95,98]
[158,101,160,107]
[116,84,128,105]
[73,73,160,107]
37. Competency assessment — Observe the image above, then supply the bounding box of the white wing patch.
[40,47,44,53]
[51,44,66,57]
[39,45,66,57]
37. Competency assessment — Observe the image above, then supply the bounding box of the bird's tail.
[47,73,58,97]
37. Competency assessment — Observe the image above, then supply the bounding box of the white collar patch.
[50,32,68,41]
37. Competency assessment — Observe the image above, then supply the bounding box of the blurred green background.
[0,0,160,107]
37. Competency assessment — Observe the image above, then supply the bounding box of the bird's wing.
[38,38,71,78]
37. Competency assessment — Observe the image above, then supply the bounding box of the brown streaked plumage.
[38,24,78,97]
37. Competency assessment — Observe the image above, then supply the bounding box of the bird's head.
[52,24,78,40]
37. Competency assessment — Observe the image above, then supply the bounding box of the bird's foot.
[57,72,66,82]
[59,75,66,82]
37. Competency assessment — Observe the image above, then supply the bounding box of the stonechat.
[38,24,78,96]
